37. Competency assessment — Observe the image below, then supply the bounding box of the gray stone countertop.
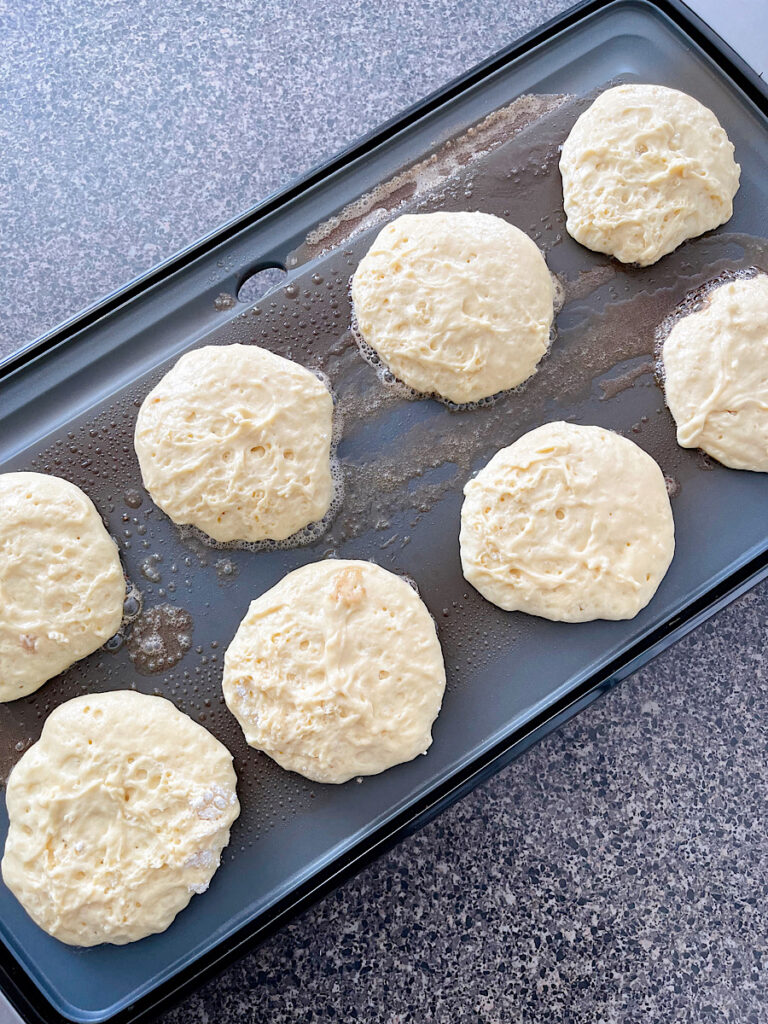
[1,2,767,1022]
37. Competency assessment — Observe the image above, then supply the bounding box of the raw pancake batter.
[2,691,239,946]
[460,422,675,621]
[662,274,768,471]
[223,559,446,783]
[351,211,554,403]
[560,84,740,266]
[134,344,334,543]
[0,472,125,702]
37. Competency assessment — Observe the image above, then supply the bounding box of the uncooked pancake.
[662,274,768,471]
[222,559,446,784]
[0,472,125,702]
[560,84,740,266]
[134,344,334,543]
[350,211,555,403]
[460,422,675,621]
[1,691,239,946]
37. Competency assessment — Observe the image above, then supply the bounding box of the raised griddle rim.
[2,0,767,1021]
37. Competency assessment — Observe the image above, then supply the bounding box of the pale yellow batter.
[0,472,125,702]
[560,84,740,266]
[662,274,768,471]
[2,691,239,946]
[223,559,446,783]
[134,344,334,543]
[460,422,675,621]
[351,211,554,403]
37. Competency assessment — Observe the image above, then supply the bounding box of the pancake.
[460,422,675,621]
[134,344,334,543]
[0,472,125,702]
[351,211,554,403]
[662,274,768,471]
[560,84,740,266]
[223,559,446,784]
[2,691,239,946]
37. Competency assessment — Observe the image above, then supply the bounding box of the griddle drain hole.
[237,263,287,305]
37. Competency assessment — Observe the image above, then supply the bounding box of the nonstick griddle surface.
[1,2,767,1021]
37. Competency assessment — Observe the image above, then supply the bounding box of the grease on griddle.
[126,604,193,676]
[124,488,143,509]
[561,264,616,303]
[215,557,239,580]
[600,360,655,400]
[288,92,571,266]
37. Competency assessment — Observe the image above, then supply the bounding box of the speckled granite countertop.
[2,2,767,1022]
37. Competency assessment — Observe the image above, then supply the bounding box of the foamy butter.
[126,604,194,675]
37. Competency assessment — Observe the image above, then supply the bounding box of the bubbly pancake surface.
[559,84,740,266]
[351,211,554,403]
[134,343,334,543]
[0,472,125,702]
[460,422,675,622]
[1,691,239,946]
[662,274,768,472]
[223,559,446,784]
